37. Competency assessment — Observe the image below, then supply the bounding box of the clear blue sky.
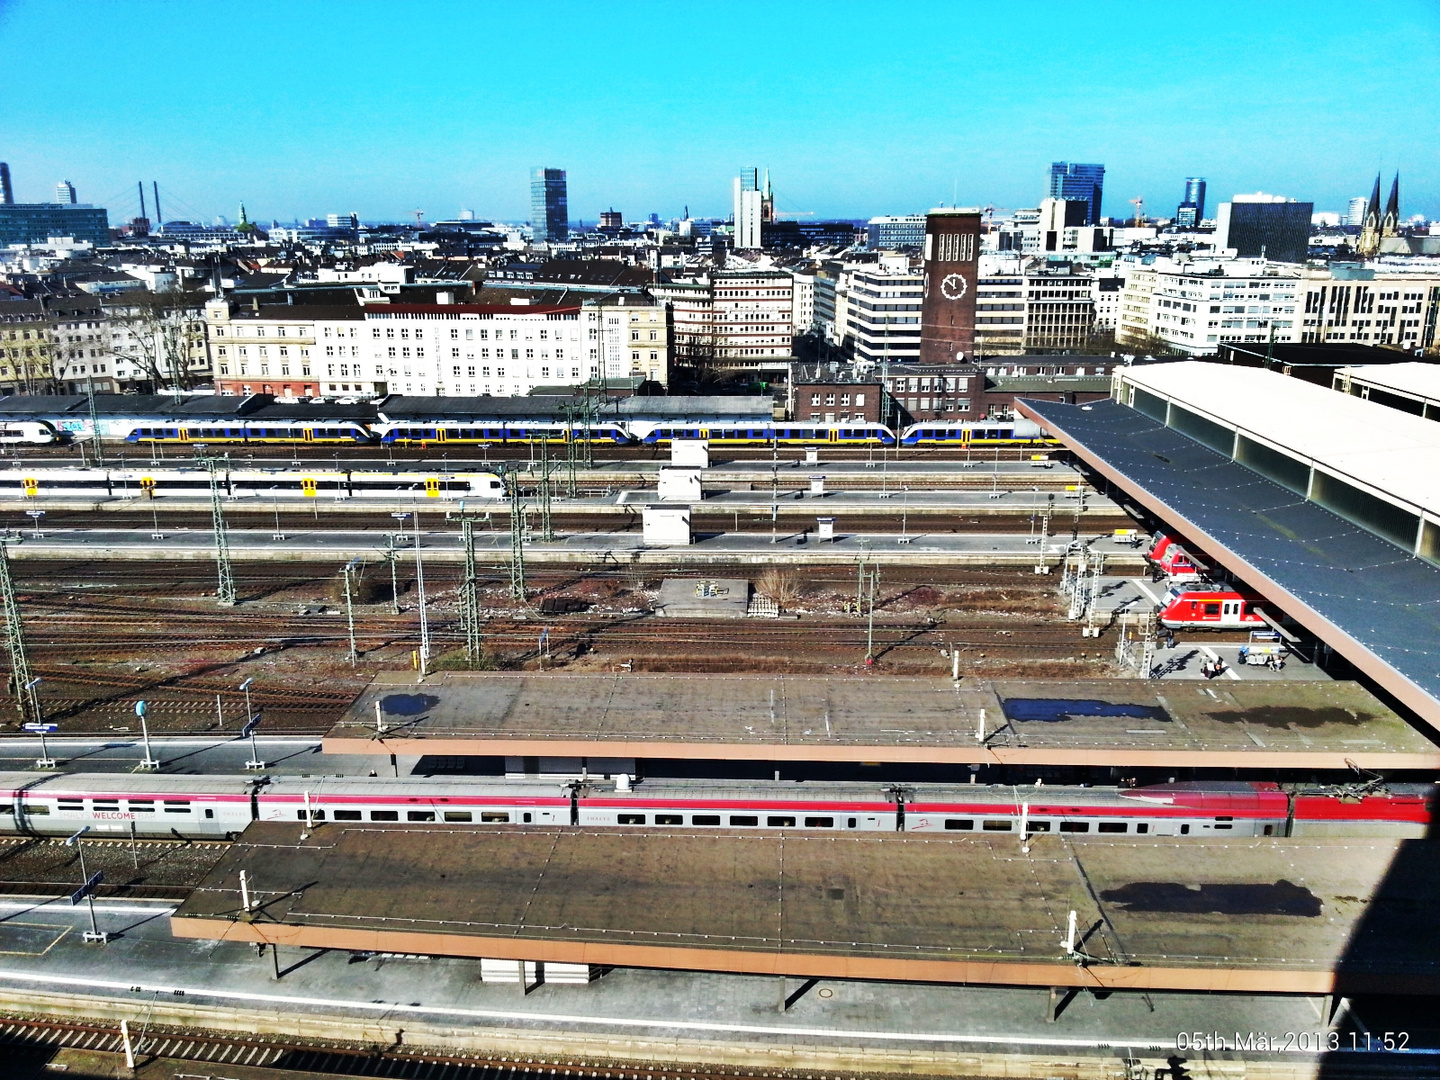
[2,0,1436,225]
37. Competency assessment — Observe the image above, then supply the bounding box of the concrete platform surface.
[171,822,1440,994]
[324,673,1440,770]
[0,899,1359,1068]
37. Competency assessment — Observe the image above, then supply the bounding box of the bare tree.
[108,291,209,392]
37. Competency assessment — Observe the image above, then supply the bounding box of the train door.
[302,427,315,443]
[960,427,972,449]
[425,478,441,498]
[828,428,839,443]
[699,428,710,440]
[1222,599,1241,626]
[140,477,156,499]
[178,428,191,443]
[435,427,448,444]
[301,478,318,498]
[22,477,37,498]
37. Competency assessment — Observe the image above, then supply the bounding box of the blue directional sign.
[241,715,261,738]
[70,870,103,905]
[134,701,147,718]
[22,723,58,733]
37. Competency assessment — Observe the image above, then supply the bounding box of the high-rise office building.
[529,167,568,243]
[919,208,982,363]
[1346,197,1368,227]
[55,180,76,204]
[1048,162,1105,226]
[0,163,12,205]
[1215,193,1313,263]
[0,202,110,247]
[1176,177,1206,227]
[733,167,764,249]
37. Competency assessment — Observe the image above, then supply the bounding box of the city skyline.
[1,0,1437,225]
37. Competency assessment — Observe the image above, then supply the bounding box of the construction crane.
[412,210,425,226]
[1129,196,1145,227]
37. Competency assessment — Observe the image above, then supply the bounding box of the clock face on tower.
[940,272,969,301]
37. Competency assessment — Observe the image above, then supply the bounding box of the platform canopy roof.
[1337,361,1440,404]
[1018,395,1440,729]
[1122,361,1440,518]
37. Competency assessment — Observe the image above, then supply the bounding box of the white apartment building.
[595,296,671,386]
[209,300,609,398]
[1116,258,1301,354]
[789,268,816,333]
[844,263,922,365]
[653,269,794,374]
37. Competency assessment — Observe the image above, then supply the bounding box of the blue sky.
[2,0,1436,225]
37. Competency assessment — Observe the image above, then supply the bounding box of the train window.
[128,800,154,812]
[407,810,436,822]
[691,815,721,826]
[295,810,326,821]
[944,818,974,831]
[523,813,532,823]
[1179,824,1191,835]
[205,809,214,819]
[655,814,683,825]
[1027,821,1052,832]
[334,810,361,821]
[982,819,1012,831]
[443,811,473,823]
[370,810,399,821]
[480,812,510,823]
[0,805,11,814]
[58,799,83,811]
[1135,823,1149,834]
[93,799,120,809]
[617,814,646,825]
[1215,815,1233,821]
[1213,822,1233,830]
[1203,603,1221,616]
[22,804,49,815]
[1262,824,1274,836]
[164,801,192,813]
[804,816,834,828]
[847,817,857,829]
[1098,822,1127,834]
[1059,821,1090,833]
[729,815,758,826]
[767,816,796,827]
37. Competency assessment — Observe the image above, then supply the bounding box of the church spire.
[1358,173,1383,258]
[1382,173,1400,237]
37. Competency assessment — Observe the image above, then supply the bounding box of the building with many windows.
[866,215,926,250]
[0,202,110,248]
[1024,266,1095,351]
[1215,193,1313,263]
[530,167,568,244]
[1048,162,1105,226]
[1300,268,1440,350]
[844,262,923,365]
[652,269,793,375]
[1116,257,1302,354]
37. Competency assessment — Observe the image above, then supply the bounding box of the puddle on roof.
[1001,698,1170,724]
[380,693,441,717]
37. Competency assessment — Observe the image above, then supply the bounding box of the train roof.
[376,396,596,422]
[0,772,257,797]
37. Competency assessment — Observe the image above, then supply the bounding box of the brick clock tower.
[919,209,982,363]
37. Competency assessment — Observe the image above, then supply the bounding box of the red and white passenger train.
[0,773,1430,840]
[1145,533,1273,630]
[1147,533,1204,583]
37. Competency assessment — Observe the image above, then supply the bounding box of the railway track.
[0,1014,836,1080]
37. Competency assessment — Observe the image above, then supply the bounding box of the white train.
[1,773,1430,841]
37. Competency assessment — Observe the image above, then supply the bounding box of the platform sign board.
[241,716,261,738]
[22,723,58,733]
[71,870,103,905]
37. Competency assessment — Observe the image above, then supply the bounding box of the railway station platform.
[170,821,1440,995]
[0,526,1149,569]
[323,672,1440,771]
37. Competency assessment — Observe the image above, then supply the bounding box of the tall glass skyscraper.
[1048,162,1105,225]
[529,167,568,243]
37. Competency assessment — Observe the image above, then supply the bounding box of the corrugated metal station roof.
[1122,361,1440,517]
[1018,396,1440,729]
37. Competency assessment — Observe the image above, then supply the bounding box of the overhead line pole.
[197,452,236,606]
[508,471,526,601]
[460,518,482,667]
[0,541,38,725]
